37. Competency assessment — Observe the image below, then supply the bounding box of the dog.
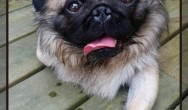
[32,0,168,109]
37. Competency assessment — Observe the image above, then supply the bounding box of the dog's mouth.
[83,35,124,59]
[84,35,117,55]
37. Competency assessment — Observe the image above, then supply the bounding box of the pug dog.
[32,0,168,109]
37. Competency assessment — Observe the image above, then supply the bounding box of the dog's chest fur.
[36,31,157,99]
[55,62,134,99]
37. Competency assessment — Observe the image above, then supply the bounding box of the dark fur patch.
[32,0,46,12]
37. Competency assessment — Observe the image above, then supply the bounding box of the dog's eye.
[121,0,134,4]
[68,1,81,12]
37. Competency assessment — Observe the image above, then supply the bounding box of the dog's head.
[33,0,168,68]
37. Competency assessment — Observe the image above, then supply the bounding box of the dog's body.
[32,0,168,109]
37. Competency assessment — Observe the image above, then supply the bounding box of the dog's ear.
[32,0,46,12]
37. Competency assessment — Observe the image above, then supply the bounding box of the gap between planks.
[0,30,36,48]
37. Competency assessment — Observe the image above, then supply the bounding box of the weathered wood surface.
[182,0,188,25]
[9,6,36,44]
[160,0,187,45]
[0,11,6,91]
[0,0,6,16]
[0,92,6,110]
[161,0,187,45]
[0,6,35,47]
[1,0,32,16]
[173,29,188,110]
[0,15,6,47]
[76,91,127,110]
[9,68,89,110]
[160,0,179,44]
[181,28,188,110]
[182,28,188,86]
[159,35,179,80]
[9,0,32,12]
[9,33,45,88]
[0,47,6,92]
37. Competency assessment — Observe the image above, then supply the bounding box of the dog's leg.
[124,66,159,110]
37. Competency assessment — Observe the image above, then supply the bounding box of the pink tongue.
[84,36,116,55]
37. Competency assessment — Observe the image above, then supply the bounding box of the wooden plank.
[0,15,6,47]
[0,0,6,16]
[152,70,182,110]
[182,0,188,25]
[181,27,188,110]
[76,71,187,110]
[9,33,45,88]
[160,0,180,44]
[9,0,32,12]
[0,0,6,92]
[9,6,36,45]
[1,0,32,16]
[9,68,89,110]
[182,28,188,86]
[0,92,6,110]
[0,47,6,92]
[166,0,179,18]
[159,35,179,80]
[160,27,188,83]
[182,27,188,110]
[77,90,127,110]
[160,0,188,45]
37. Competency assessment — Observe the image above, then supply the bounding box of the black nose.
[92,6,112,23]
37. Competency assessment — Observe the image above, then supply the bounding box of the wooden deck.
[0,0,188,109]
[0,0,6,109]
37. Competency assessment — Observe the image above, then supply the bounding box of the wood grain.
[9,6,36,44]
[0,47,6,92]
[0,92,6,110]
[159,35,179,80]
[182,29,188,86]
[9,33,44,88]
[9,68,89,110]
[9,0,32,12]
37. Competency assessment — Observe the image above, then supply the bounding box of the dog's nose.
[92,6,112,23]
